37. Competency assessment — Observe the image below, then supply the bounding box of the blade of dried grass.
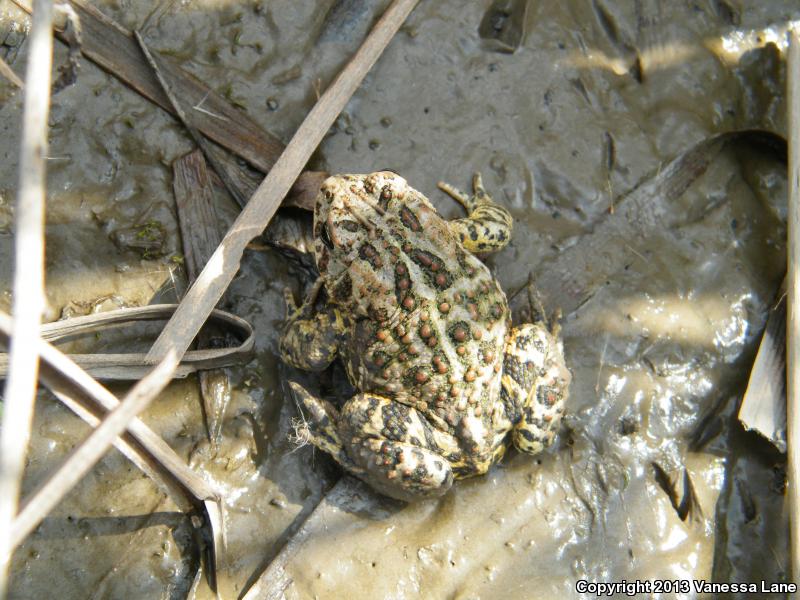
[0,303,256,380]
[0,311,218,506]
[0,56,23,89]
[145,0,420,364]
[14,0,286,174]
[0,0,55,595]
[14,0,326,211]
[738,276,787,451]
[172,151,232,448]
[135,31,249,208]
[0,310,226,589]
[9,0,32,13]
[787,25,800,592]
[6,351,180,558]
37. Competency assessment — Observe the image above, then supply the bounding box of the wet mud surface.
[0,0,797,598]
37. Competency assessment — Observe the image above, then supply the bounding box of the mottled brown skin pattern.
[281,172,570,501]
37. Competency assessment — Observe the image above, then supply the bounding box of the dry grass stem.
[0,310,218,506]
[0,1,55,596]
[738,276,787,451]
[786,25,800,592]
[145,0,421,365]
[0,304,255,380]
[136,32,249,208]
[9,0,33,13]
[0,57,23,89]
[14,0,287,173]
[0,310,225,586]
[172,152,232,447]
[6,351,180,558]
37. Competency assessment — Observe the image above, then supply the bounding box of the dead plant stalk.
[6,351,180,557]
[0,57,23,89]
[786,25,800,594]
[0,0,55,597]
[0,310,218,508]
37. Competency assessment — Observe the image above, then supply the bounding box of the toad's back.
[314,173,511,431]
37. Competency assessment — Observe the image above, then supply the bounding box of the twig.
[0,309,225,590]
[14,0,326,211]
[0,57,24,89]
[6,351,180,558]
[135,28,325,211]
[786,25,800,594]
[146,0,420,364]
[0,0,55,596]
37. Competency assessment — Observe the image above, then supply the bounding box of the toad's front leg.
[280,278,348,372]
[288,382,455,502]
[438,172,513,253]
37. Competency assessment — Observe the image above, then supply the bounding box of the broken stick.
[173,150,233,446]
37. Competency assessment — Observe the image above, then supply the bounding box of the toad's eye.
[319,224,334,249]
[340,220,360,233]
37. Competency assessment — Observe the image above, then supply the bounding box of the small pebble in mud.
[270,497,287,509]
[266,97,279,111]
[490,12,508,32]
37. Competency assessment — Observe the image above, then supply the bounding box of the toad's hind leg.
[501,324,571,455]
[438,172,513,253]
[287,382,363,474]
[339,395,455,502]
[288,383,454,501]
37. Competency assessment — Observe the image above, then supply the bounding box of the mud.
[0,0,796,598]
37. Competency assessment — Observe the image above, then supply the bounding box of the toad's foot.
[499,324,570,455]
[287,381,363,473]
[438,172,513,253]
[289,382,455,502]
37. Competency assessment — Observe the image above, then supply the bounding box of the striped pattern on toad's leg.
[339,394,457,501]
[499,324,571,455]
[438,172,513,254]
